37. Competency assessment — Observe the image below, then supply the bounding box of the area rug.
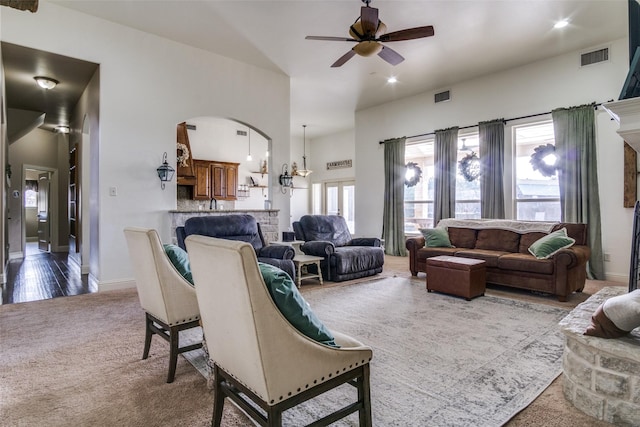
[186,277,569,426]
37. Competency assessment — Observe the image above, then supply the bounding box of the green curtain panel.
[383,137,407,256]
[552,104,604,280]
[479,119,505,219]
[433,127,459,226]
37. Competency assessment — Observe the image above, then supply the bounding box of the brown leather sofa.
[406,221,591,301]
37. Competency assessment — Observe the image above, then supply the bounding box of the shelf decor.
[458,151,480,182]
[530,143,558,177]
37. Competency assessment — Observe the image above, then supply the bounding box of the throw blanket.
[437,218,558,233]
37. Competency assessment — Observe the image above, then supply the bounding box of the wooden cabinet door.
[193,160,211,200]
[211,163,226,199]
[225,163,238,199]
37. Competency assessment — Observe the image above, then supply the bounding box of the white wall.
[355,38,633,282]
[1,2,291,288]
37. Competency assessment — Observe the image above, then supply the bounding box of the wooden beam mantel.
[0,0,38,12]
[624,141,637,208]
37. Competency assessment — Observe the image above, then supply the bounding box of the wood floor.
[1,243,94,305]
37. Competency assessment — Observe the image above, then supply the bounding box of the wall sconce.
[156,152,175,190]
[279,163,293,193]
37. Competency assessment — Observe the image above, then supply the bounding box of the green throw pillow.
[258,262,338,347]
[528,228,575,259]
[420,228,454,248]
[163,244,194,285]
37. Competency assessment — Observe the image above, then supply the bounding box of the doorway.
[22,167,56,256]
[323,180,355,234]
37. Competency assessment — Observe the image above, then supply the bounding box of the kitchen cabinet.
[192,159,239,201]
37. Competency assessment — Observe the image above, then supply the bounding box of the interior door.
[324,181,355,233]
[37,172,50,252]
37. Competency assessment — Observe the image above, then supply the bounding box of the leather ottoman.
[426,256,486,300]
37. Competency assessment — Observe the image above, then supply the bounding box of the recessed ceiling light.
[34,76,59,90]
[54,125,70,134]
[554,19,569,29]
[387,76,398,84]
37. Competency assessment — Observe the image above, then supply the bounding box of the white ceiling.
[51,0,628,139]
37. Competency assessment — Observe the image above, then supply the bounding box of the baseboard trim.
[603,272,628,283]
[95,277,136,292]
[8,251,23,260]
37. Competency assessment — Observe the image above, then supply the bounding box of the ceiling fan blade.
[306,36,357,42]
[331,50,356,68]
[378,45,404,66]
[360,6,379,36]
[378,26,435,42]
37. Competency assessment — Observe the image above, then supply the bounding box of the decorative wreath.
[459,151,480,182]
[530,143,558,177]
[404,162,423,187]
[176,142,190,167]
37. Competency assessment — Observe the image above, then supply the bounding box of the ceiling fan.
[305,0,434,67]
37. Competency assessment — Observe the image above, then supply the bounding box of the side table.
[270,240,305,256]
[293,255,324,287]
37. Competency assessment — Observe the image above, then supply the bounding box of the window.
[24,180,39,208]
[404,134,481,231]
[404,140,434,232]
[455,135,481,220]
[513,121,560,221]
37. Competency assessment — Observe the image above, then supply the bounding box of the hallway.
[1,242,94,304]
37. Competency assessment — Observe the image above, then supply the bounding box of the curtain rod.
[378,100,611,144]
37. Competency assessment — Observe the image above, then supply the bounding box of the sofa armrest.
[257,245,295,260]
[406,236,425,252]
[348,237,381,247]
[552,245,591,269]
[301,241,335,257]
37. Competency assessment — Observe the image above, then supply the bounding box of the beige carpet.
[0,256,615,426]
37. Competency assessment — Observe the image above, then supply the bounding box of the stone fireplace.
[559,287,640,424]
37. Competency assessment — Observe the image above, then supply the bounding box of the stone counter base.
[559,286,640,425]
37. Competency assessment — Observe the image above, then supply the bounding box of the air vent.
[434,90,451,103]
[581,48,609,66]
[236,130,247,136]
[185,124,196,130]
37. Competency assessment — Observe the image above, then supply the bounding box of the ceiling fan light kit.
[306,0,434,67]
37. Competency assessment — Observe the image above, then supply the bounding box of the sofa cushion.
[497,253,555,275]
[518,232,547,254]
[420,228,453,248]
[184,214,264,250]
[258,262,337,347]
[554,223,587,246]
[298,215,352,247]
[333,246,384,274]
[453,249,508,268]
[528,228,575,259]
[163,244,194,285]
[418,247,459,261]
[475,229,520,253]
[584,289,640,338]
[448,227,477,249]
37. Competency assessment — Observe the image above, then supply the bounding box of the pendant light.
[297,124,312,177]
[246,128,252,161]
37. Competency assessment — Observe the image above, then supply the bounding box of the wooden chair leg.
[142,313,153,360]
[358,364,372,427]
[167,325,179,383]
[212,365,226,427]
[267,406,282,427]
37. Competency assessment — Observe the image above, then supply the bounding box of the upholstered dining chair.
[123,227,202,383]
[185,235,373,427]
